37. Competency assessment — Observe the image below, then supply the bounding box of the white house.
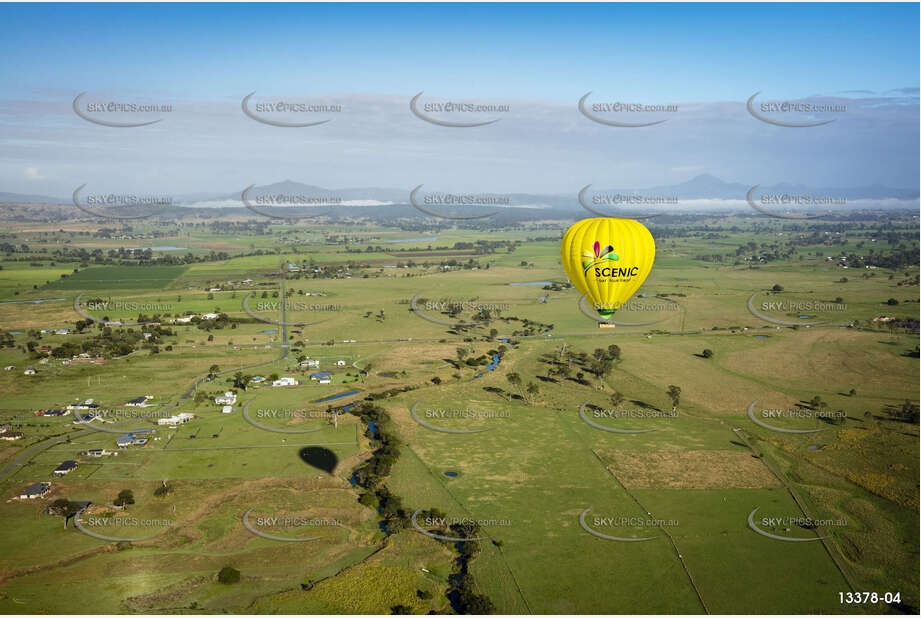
[335,360,347,367]
[221,405,233,414]
[300,359,320,368]
[125,395,153,407]
[24,367,36,375]
[272,377,299,387]
[202,313,220,320]
[157,412,195,427]
[215,392,237,405]
[173,315,196,324]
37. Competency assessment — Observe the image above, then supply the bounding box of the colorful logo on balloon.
[582,241,619,273]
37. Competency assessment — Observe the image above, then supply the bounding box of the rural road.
[0,433,82,482]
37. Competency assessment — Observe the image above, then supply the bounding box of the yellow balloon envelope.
[561,217,655,317]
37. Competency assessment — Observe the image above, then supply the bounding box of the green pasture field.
[0,216,917,614]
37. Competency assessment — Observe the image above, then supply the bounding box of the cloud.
[0,90,917,196]
[24,166,45,180]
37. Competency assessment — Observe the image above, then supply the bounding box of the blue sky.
[1,3,917,101]
[0,3,917,196]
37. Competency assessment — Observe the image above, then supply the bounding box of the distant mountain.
[597,174,919,201]
[3,175,917,210]
[184,180,409,205]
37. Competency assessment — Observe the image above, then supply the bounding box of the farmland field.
[0,210,917,615]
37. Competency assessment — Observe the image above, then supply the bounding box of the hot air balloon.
[561,217,655,318]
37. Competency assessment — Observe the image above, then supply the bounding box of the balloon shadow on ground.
[299,446,338,474]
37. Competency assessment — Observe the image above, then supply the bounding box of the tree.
[460,593,495,614]
[606,344,621,361]
[50,498,82,528]
[430,376,442,385]
[667,385,681,413]
[232,372,249,390]
[771,284,783,292]
[610,391,624,408]
[592,358,613,389]
[506,372,522,399]
[701,349,713,359]
[526,382,539,402]
[218,566,241,584]
[114,489,135,507]
[390,605,413,615]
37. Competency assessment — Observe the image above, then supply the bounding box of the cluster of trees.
[350,403,405,532]
[886,400,920,424]
[505,372,539,403]
[348,401,495,613]
[42,327,155,360]
[538,344,620,388]
[446,523,496,614]
[496,315,554,338]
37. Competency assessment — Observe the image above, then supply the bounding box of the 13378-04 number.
[839,592,901,605]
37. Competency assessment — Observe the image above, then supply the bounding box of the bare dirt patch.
[602,449,780,489]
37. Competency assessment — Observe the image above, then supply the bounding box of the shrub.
[218,566,241,584]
